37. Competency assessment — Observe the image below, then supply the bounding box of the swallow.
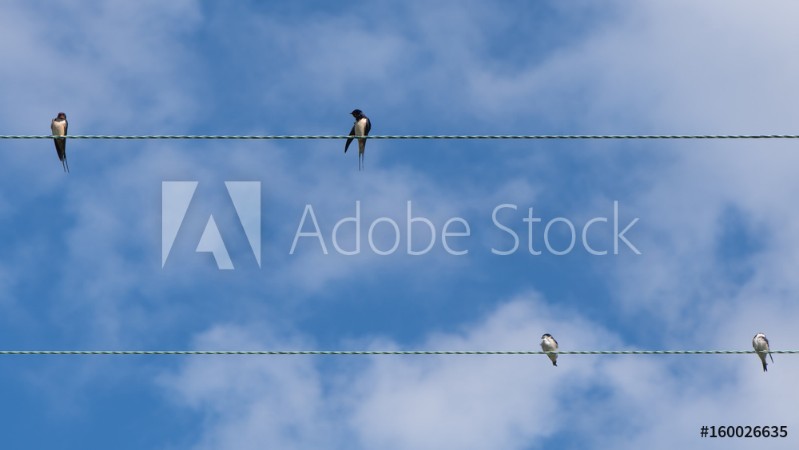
[752,332,774,372]
[344,109,371,171]
[540,333,559,367]
[50,112,69,173]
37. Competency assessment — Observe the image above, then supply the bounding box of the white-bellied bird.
[540,333,559,367]
[345,109,371,171]
[50,112,69,173]
[752,332,773,372]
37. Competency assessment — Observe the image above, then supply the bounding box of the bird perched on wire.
[540,333,559,367]
[752,332,773,372]
[50,112,69,173]
[344,109,371,171]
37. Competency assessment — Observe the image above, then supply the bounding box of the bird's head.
[541,333,552,339]
[56,112,67,120]
[351,109,363,119]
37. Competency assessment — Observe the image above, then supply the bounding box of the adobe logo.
[161,181,261,270]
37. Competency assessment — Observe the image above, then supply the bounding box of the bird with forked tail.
[50,112,69,173]
[752,332,774,372]
[345,109,371,171]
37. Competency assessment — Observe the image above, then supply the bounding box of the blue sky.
[1,1,798,448]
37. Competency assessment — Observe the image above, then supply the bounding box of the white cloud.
[160,325,339,449]
[161,295,616,450]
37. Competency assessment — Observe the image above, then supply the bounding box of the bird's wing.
[345,125,355,152]
[53,136,66,159]
[64,120,68,136]
[552,337,559,347]
[365,118,371,135]
[764,336,773,362]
